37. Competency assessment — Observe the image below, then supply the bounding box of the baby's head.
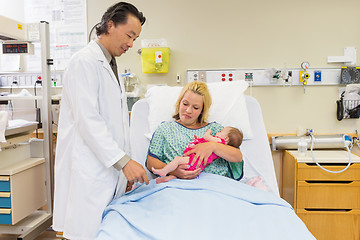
[216,127,243,148]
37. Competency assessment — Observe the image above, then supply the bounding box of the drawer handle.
[0,209,11,214]
[304,208,352,212]
[305,180,353,184]
[305,163,354,166]
[0,177,10,182]
[0,192,10,198]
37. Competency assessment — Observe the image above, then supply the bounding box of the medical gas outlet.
[299,71,310,85]
[299,61,310,85]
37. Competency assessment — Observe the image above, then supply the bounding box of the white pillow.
[145,80,253,139]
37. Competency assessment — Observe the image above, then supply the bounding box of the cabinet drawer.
[297,209,360,240]
[0,209,12,225]
[297,163,360,181]
[297,181,360,209]
[0,192,11,208]
[0,177,10,192]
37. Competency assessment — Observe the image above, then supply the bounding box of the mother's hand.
[172,164,201,179]
[184,142,215,169]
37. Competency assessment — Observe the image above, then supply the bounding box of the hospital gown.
[148,121,243,178]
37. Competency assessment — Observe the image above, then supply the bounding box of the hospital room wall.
[0,0,24,21]
[88,0,360,135]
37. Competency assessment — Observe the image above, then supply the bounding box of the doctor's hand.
[171,164,201,180]
[184,142,215,169]
[122,160,149,185]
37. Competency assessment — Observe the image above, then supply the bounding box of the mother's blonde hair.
[173,81,212,124]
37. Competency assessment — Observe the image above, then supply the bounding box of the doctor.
[53,2,149,239]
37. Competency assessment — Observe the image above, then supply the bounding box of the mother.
[146,81,243,180]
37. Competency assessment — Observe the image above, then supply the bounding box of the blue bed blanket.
[96,173,314,240]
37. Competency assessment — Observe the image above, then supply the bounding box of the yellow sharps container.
[141,47,169,73]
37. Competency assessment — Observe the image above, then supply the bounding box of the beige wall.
[88,0,360,134]
[0,0,24,21]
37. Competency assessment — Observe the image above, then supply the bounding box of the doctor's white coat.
[53,41,129,240]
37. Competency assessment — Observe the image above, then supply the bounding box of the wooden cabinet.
[282,150,360,240]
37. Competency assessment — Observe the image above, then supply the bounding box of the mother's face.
[178,91,204,128]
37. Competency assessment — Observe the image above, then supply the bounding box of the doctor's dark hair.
[173,81,212,125]
[96,2,146,36]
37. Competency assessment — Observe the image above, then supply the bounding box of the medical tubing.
[355,130,360,150]
[354,137,360,150]
[309,133,352,173]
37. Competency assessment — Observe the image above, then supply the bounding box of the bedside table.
[282,150,360,240]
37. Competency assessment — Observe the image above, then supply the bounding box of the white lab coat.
[53,41,129,240]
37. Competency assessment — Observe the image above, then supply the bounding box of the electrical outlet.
[199,71,207,82]
[314,71,321,82]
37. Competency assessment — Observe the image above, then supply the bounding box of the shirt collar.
[96,40,113,64]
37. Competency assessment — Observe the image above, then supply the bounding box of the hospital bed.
[96,81,315,239]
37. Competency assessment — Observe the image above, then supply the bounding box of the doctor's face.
[178,91,204,128]
[107,14,142,57]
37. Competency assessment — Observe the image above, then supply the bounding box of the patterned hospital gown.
[148,121,230,176]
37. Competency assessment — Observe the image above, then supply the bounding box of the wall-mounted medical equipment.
[299,62,310,93]
[272,134,352,151]
[140,39,169,73]
[299,62,310,85]
[340,66,360,84]
[272,133,355,173]
[2,42,34,55]
[0,71,63,88]
[328,47,357,65]
[336,84,360,120]
[187,68,341,86]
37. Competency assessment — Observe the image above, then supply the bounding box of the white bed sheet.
[130,95,279,195]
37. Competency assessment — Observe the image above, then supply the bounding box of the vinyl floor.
[0,230,59,240]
